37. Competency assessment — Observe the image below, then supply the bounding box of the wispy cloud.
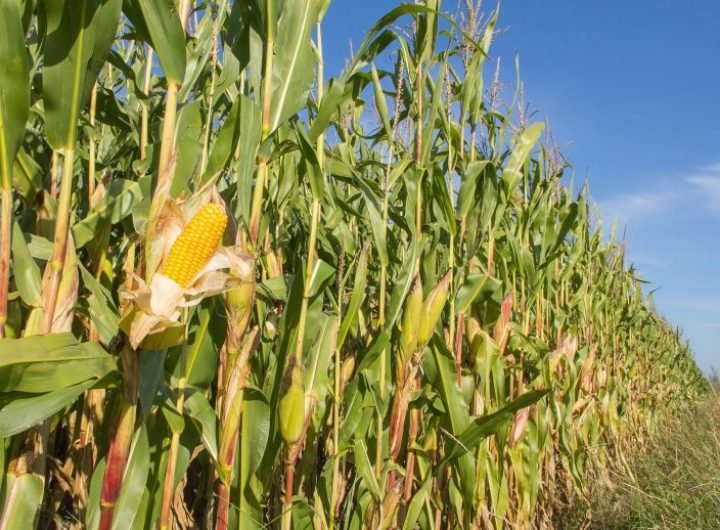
[686,173,720,215]
[598,161,720,224]
[598,189,675,224]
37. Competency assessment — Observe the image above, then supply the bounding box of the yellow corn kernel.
[161,204,228,287]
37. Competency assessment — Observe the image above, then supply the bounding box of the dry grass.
[559,391,720,530]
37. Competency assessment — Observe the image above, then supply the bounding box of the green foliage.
[0,1,707,529]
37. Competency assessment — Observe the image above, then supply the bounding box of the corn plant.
[0,1,707,529]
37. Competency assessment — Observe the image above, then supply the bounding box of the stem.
[98,347,138,530]
[329,253,345,530]
[292,199,320,363]
[283,22,325,530]
[283,197,320,528]
[281,460,296,530]
[0,188,11,338]
[88,82,97,204]
[375,163,389,475]
[50,151,59,199]
[216,482,230,530]
[98,401,135,530]
[248,0,275,245]
[0,77,14,336]
[156,82,179,190]
[160,377,187,530]
[44,148,75,332]
[178,0,192,31]
[200,11,219,176]
[414,59,424,259]
[140,47,153,162]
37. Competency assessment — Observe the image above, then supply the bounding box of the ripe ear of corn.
[160,203,228,288]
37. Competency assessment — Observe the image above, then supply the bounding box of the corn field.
[0,1,707,529]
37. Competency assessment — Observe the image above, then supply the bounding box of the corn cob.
[161,203,227,288]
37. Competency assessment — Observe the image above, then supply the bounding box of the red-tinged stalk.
[283,460,296,522]
[400,393,420,523]
[216,327,256,530]
[98,400,135,530]
[74,82,100,518]
[98,346,138,530]
[44,149,75,332]
[159,377,186,530]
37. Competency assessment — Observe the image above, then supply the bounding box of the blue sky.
[322,0,720,373]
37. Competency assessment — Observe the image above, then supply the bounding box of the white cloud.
[597,187,676,224]
[699,161,720,173]
[598,161,720,224]
[686,173,720,215]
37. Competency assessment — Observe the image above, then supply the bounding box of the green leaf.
[79,264,120,345]
[0,334,117,393]
[0,378,98,436]
[0,0,30,190]
[181,302,224,389]
[0,473,43,529]
[386,242,419,329]
[356,177,388,267]
[138,350,167,418]
[303,314,339,404]
[238,388,271,528]
[269,0,318,133]
[502,122,545,193]
[426,342,475,508]
[337,247,368,347]
[171,99,203,194]
[126,0,187,84]
[234,95,262,221]
[85,457,106,530]
[308,259,335,299]
[110,425,150,530]
[370,64,392,138]
[454,273,496,315]
[442,389,551,464]
[43,0,122,150]
[11,221,42,307]
[353,439,381,501]
[295,124,324,200]
[205,95,243,182]
[401,476,432,530]
[72,179,142,247]
[309,78,347,142]
[457,161,490,220]
[184,390,219,463]
[12,148,43,202]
